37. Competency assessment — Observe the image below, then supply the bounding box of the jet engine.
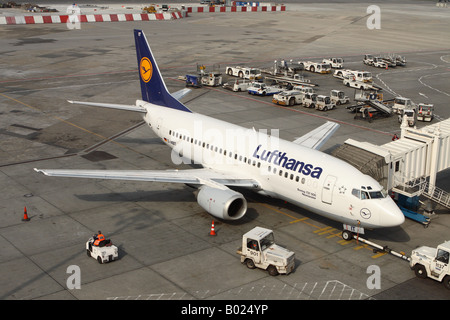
[196,185,247,220]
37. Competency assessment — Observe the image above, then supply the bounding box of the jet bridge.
[332,117,450,209]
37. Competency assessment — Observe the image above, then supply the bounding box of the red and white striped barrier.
[186,5,286,13]
[0,11,185,25]
[0,5,286,25]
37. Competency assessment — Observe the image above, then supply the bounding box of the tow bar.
[353,235,410,262]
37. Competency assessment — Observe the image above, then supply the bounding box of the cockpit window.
[352,187,387,200]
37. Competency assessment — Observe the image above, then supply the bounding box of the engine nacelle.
[196,185,247,220]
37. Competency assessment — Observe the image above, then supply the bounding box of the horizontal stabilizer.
[67,100,146,113]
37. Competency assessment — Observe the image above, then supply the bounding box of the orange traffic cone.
[22,207,30,221]
[209,220,216,236]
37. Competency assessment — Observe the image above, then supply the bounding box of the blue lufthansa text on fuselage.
[252,145,323,179]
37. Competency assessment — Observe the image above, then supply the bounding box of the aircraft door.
[322,175,337,204]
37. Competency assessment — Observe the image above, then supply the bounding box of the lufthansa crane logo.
[360,208,371,219]
[140,57,153,83]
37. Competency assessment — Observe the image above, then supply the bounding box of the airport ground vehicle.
[372,57,388,68]
[363,54,375,66]
[272,90,304,106]
[302,92,317,108]
[298,61,331,74]
[417,103,434,122]
[334,69,372,83]
[223,79,253,92]
[226,66,262,80]
[237,227,295,276]
[392,97,413,115]
[330,90,349,105]
[410,241,450,289]
[247,82,282,96]
[86,237,119,264]
[322,58,343,69]
[315,95,335,111]
[185,72,222,87]
[343,78,375,90]
[399,108,416,127]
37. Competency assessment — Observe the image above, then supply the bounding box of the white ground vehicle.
[86,237,119,264]
[223,79,253,92]
[322,58,344,68]
[302,92,317,108]
[372,57,388,68]
[201,72,222,87]
[399,108,416,127]
[363,54,375,66]
[392,97,413,114]
[315,95,336,111]
[247,82,283,96]
[272,90,303,106]
[417,103,434,122]
[298,61,331,74]
[330,90,349,105]
[410,241,450,290]
[237,227,295,276]
[343,78,374,90]
[226,66,262,80]
[334,69,372,83]
[293,86,315,95]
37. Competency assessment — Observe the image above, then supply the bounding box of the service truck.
[226,66,262,80]
[86,237,119,264]
[330,90,349,105]
[298,61,331,74]
[223,79,253,92]
[315,95,336,111]
[322,57,344,69]
[302,92,317,108]
[392,97,413,115]
[272,90,303,106]
[410,240,450,290]
[343,78,375,90]
[247,82,283,96]
[334,69,373,83]
[417,103,434,122]
[237,227,295,276]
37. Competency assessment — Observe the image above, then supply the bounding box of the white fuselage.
[139,100,404,229]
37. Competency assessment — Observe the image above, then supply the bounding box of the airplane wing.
[293,121,340,150]
[34,168,260,189]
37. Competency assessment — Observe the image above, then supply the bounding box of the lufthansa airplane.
[35,29,404,239]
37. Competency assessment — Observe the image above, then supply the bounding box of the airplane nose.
[380,200,405,227]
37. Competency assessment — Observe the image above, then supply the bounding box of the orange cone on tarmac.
[209,220,216,236]
[22,207,30,221]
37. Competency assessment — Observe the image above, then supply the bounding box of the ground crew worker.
[94,231,105,246]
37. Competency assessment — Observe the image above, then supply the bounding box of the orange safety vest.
[94,234,105,246]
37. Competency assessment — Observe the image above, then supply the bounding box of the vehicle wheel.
[443,275,450,290]
[238,71,243,78]
[346,82,350,87]
[310,103,315,109]
[246,259,256,269]
[97,256,103,264]
[227,68,232,76]
[323,106,328,111]
[289,98,295,106]
[336,101,341,106]
[237,88,241,92]
[342,230,353,241]
[86,249,91,257]
[310,66,315,73]
[267,265,279,276]
[262,91,266,96]
[414,264,427,279]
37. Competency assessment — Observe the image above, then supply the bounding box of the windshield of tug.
[351,186,388,200]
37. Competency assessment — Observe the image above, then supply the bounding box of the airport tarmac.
[0,0,449,304]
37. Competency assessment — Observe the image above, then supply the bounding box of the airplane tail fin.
[134,29,191,113]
